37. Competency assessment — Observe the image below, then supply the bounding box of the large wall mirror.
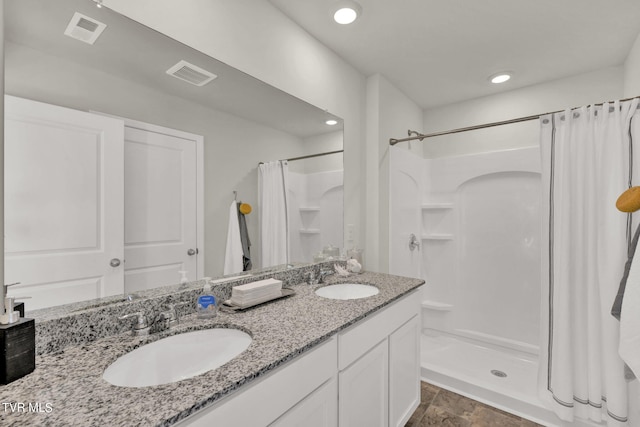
[4,0,344,310]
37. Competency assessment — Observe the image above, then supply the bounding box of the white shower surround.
[391,146,542,353]
[390,146,565,424]
[423,147,541,353]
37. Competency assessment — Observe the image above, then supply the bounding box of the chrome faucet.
[119,311,150,336]
[157,303,181,329]
[120,302,186,336]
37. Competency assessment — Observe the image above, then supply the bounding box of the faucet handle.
[119,311,149,331]
[306,271,318,285]
[161,304,179,325]
[161,302,188,326]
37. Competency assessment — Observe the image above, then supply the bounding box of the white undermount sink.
[102,328,252,387]
[315,283,379,300]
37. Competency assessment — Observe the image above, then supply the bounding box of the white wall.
[422,66,625,158]
[624,32,640,97]
[5,42,324,278]
[366,74,423,272]
[102,0,367,268]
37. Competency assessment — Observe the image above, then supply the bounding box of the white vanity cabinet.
[337,289,421,427]
[177,288,421,427]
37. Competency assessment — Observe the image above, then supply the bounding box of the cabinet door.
[270,378,337,427]
[339,339,388,427]
[389,315,420,427]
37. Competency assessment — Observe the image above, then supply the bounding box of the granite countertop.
[0,271,424,427]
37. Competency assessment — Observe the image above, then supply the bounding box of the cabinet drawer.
[338,289,420,370]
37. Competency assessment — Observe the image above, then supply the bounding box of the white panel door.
[388,315,420,427]
[4,95,125,309]
[123,125,198,292]
[338,339,388,427]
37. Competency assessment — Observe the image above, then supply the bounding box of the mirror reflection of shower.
[258,123,343,270]
[258,146,344,268]
[287,149,344,264]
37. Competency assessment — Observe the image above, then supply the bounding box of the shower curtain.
[258,160,290,268]
[539,98,639,426]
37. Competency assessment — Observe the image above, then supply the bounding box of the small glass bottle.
[178,270,189,286]
[197,283,217,319]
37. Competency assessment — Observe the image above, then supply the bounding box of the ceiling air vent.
[64,12,107,45]
[166,60,217,87]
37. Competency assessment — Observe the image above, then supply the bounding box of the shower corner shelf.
[421,203,453,210]
[299,228,320,234]
[422,233,454,240]
[421,300,453,311]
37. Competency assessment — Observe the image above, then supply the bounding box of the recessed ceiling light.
[333,1,362,25]
[490,73,512,84]
[325,119,338,126]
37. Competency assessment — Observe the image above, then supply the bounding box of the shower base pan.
[420,331,601,427]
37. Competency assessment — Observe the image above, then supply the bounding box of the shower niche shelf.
[421,300,453,311]
[299,228,320,234]
[421,203,453,210]
[422,234,454,240]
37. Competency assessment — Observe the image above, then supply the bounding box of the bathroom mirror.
[4,0,344,311]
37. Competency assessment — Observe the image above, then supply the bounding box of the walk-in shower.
[390,145,603,426]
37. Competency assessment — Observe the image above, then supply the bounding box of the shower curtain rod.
[388,95,640,146]
[258,149,344,165]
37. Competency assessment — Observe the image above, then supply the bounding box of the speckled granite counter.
[0,271,423,427]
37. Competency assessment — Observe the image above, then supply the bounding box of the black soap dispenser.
[0,283,35,384]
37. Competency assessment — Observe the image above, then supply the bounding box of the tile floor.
[406,382,543,427]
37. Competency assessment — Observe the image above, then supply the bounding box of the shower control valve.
[409,234,420,252]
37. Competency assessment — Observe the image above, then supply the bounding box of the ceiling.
[5,0,342,138]
[269,0,640,109]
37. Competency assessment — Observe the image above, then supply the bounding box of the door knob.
[110,258,121,267]
[187,248,197,256]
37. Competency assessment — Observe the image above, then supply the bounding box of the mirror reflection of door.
[121,119,202,294]
[5,96,125,309]
[5,97,203,309]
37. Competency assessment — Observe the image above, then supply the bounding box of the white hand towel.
[224,201,244,275]
[619,237,640,378]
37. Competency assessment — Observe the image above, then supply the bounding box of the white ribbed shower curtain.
[539,98,639,426]
[258,160,289,268]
